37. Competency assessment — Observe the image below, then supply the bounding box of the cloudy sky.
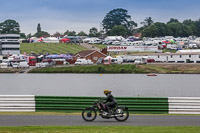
[0,0,200,35]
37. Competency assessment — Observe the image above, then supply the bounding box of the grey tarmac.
[0,115,200,127]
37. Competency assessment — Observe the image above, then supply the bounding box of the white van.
[18,62,30,68]
[75,59,93,65]
[0,63,8,68]
[134,57,147,64]
[75,59,88,65]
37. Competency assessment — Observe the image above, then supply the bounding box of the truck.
[26,56,37,66]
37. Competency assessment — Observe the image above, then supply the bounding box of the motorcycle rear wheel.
[114,108,129,122]
[82,108,97,122]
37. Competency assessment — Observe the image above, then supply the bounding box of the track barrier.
[0,95,35,112]
[1,95,199,114]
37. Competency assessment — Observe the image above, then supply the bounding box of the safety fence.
[0,95,35,112]
[1,95,200,114]
[169,97,200,114]
[35,96,168,114]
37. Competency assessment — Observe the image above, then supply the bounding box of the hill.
[20,43,87,55]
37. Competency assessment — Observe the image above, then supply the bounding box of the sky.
[0,0,200,35]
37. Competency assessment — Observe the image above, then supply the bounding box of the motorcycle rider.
[104,89,117,116]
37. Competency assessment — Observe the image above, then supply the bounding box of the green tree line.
[139,18,200,37]
[1,8,200,38]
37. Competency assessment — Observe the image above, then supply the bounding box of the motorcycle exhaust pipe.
[114,114,124,117]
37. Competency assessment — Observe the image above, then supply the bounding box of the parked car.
[96,57,104,65]
[87,60,94,65]
[36,62,49,68]
[18,62,30,68]
[12,62,19,68]
[0,63,8,68]
[75,59,88,65]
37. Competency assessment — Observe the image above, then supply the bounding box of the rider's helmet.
[104,89,111,95]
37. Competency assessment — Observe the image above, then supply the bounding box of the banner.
[107,46,158,52]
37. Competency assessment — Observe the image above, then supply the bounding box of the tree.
[33,23,50,37]
[109,25,127,36]
[77,31,87,36]
[167,22,182,37]
[0,19,20,34]
[127,21,138,35]
[102,8,137,35]
[167,18,179,24]
[89,27,99,37]
[153,22,167,37]
[195,19,200,36]
[20,33,26,39]
[27,33,32,39]
[34,31,50,38]
[141,17,154,27]
[37,23,41,32]
[64,30,76,36]
[142,25,158,37]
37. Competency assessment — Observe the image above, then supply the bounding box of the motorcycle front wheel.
[82,108,97,122]
[114,108,129,122]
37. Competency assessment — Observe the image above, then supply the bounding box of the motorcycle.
[82,99,129,122]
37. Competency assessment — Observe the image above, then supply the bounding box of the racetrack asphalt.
[0,115,200,127]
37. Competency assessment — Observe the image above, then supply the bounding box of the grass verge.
[29,64,147,73]
[0,68,22,73]
[0,126,199,133]
[29,64,200,74]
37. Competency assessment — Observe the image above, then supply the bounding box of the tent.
[163,40,172,44]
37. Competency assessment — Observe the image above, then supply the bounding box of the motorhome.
[103,56,123,65]
[134,57,148,64]
[88,38,101,44]
[189,43,198,49]
[75,59,93,65]
[111,57,123,64]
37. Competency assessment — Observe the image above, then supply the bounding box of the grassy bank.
[0,126,199,133]
[29,64,200,74]
[29,64,146,73]
[91,44,107,49]
[138,64,200,74]
[0,68,22,73]
[20,43,87,55]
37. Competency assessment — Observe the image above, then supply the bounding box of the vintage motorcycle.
[82,99,129,122]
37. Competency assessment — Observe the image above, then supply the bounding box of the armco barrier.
[0,95,35,112]
[169,97,200,114]
[35,96,169,114]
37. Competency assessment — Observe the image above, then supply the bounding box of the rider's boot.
[107,109,112,117]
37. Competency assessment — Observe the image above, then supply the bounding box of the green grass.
[29,64,147,73]
[162,49,177,53]
[20,43,87,55]
[91,44,107,49]
[0,126,199,133]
